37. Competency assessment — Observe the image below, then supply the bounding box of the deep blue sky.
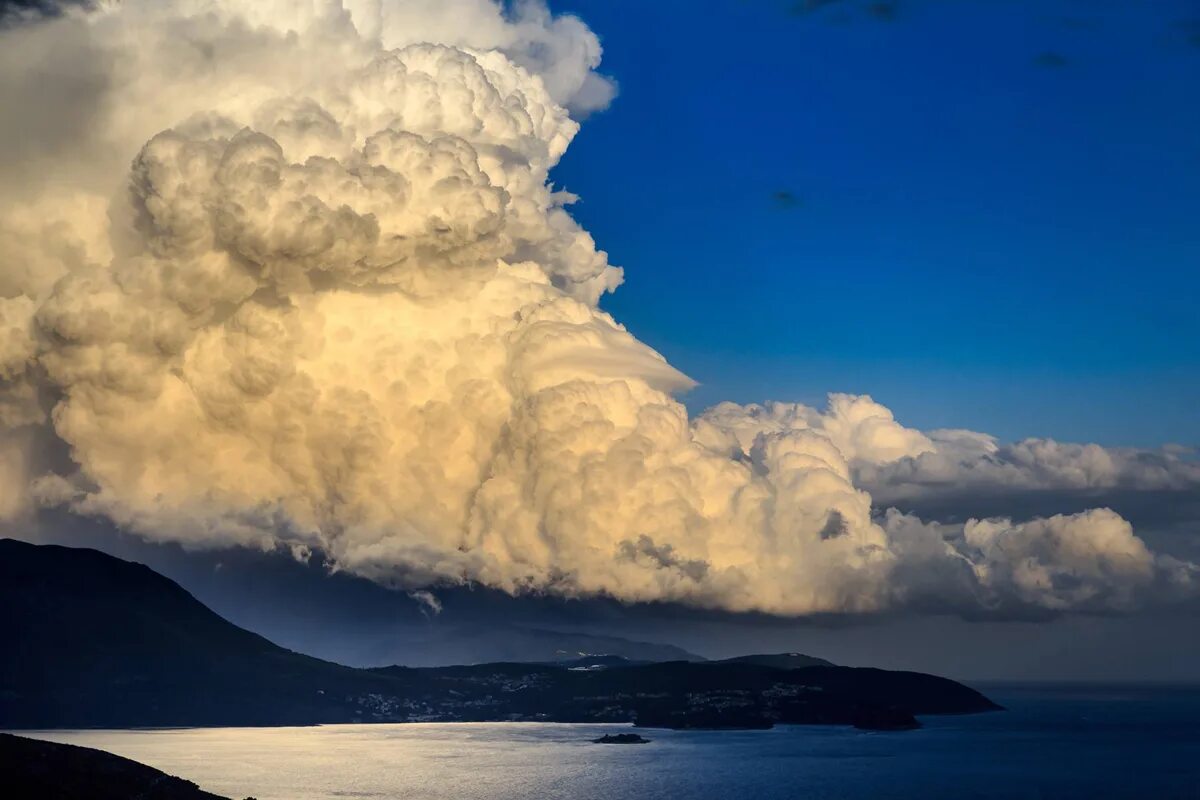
[551,0,1200,446]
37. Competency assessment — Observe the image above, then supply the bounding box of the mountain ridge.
[717,653,835,669]
[0,538,1000,730]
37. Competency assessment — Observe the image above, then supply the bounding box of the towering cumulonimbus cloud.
[0,0,1196,618]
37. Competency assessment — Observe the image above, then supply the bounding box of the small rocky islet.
[593,733,651,744]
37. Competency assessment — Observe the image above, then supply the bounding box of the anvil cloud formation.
[0,0,1196,618]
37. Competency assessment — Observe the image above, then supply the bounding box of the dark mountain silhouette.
[0,538,405,727]
[0,733,234,799]
[22,521,705,668]
[718,653,835,669]
[0,539,1000,730]
[349,621,704,667]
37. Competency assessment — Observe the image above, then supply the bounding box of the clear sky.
[552,0,1200,446]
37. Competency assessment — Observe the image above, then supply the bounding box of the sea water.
[17,685,1200,800]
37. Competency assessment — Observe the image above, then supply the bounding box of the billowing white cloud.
[698,398,1200,505]
[0,0,1194,619]
[694,395,936,465]
[860,429,1200,505]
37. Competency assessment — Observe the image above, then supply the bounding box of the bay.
[17,685,1200,800]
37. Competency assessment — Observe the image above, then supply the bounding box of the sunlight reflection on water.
[17,688,1200,800]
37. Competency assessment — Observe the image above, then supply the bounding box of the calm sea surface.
[17,685,1200,800]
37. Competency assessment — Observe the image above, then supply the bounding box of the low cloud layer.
[0,0,1196,619]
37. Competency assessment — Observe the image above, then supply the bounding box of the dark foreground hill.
[0,538,1001,730]
[0,733,234,800]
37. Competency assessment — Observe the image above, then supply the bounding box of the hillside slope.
[0,538,396,727]
[0,733,233,800]
[0,539,1000,730]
